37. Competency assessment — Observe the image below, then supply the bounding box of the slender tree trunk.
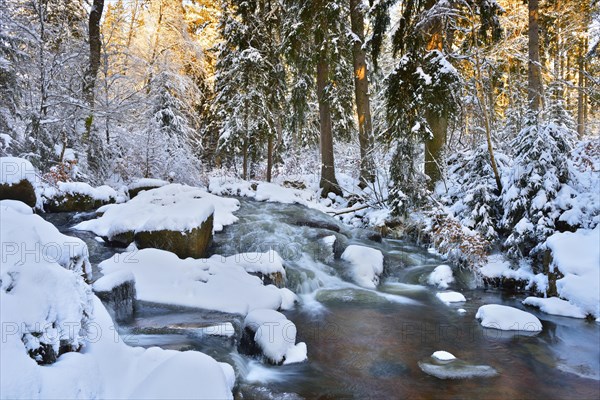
[316,19,342,197]
[266,134,273,182]
[528,0,543,117]
[349,0,374,188]
[84,0,104,105]
[577,39,585,138]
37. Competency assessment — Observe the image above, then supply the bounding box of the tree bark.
[527,0,543,116]
[349,0,375,188]
[266,133,273,182]
[316,18,342,197]
[577,39,585,138]
[424,109,447,191]
[84,0,104,106]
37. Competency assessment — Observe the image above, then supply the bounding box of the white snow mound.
[341,245,384,289]
[428,265,455,289]
[475,304,542,332]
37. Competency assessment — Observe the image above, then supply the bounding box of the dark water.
[45,200,600,400]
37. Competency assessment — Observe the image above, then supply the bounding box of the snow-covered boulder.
[475,304,542,332]
[127,178,168,198]
[0,157,39,208]
[341,245,384,289]
[2,295,235,399]
[75,184,239,258]
[427,264,455,289]
[436,291,466,305]
[43,182,118,212]
[522,297,586,319]
[93,271,136,322]
[98,248,293,315]
[544,227,600,319]
[1,206,94,366]
[241,309,307,365]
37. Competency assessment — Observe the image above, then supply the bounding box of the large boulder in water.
[74,184,239,258]
[0,157,38,207]
[135,214,214,259]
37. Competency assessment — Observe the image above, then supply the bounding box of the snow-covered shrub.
[444,145,508,240]
[557,138,600,230]
[429,213,490,269]
[501,119,573,261]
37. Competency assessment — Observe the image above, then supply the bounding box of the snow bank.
[75,184,239,237]
[545,227,600,318]
[244,309,307,365]
[1,206,91,278]
[427,265,454,289]
[0,156,37,186]
[522,297,586,319]
[475,304,542,332]
[1,297,234,399]
[1,208,235,398]
[480,254,548,293]
[98,248,291,315]
[340,245,384,289]
[0,199,33,214]
[436,291,466,305]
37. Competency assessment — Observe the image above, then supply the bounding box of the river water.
[46,199,600,399]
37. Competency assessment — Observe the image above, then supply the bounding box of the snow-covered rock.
[1,205,91,278]
[0,156,37,186]
[0,199,33,214]
[75,184,238,258]
[341,245,384,289]
[0,157,40,208]
[127,178,168,198]
[242,309,307,365]
[1,207,235,398]
[475,304,542,332]
[224,250,287,287]
[436,291,466,305]
[522,297,587,319]
[43,182,118,212]
[75,183,238,237]
[93,271,136,322]
[418,355,498,379]
[544,227,600,318]
[427,264,454,289]
[1,206,94,367]
[98,248,291,315]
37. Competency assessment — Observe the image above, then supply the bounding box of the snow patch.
[427,265,454,289]
[475,304,542,332]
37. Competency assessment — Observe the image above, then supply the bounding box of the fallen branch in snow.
[327,204,370,216]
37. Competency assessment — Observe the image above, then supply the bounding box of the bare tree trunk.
[577,39,585,138]
[528,0,543,116]
[84,0,104,105]
[316,18,342,197]
[266,134,273,182]
[349,0,374,188]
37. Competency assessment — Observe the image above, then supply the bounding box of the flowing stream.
[45,199,600,399]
